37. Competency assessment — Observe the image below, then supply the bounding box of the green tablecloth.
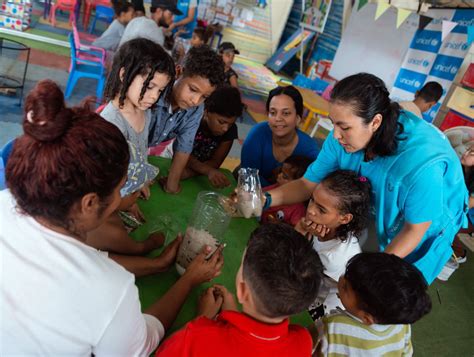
[132,157,313,332]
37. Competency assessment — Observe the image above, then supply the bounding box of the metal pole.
[300,0,304,74]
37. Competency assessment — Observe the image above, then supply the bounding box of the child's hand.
[303,219,330,239]
[197,286,224,320]
[155,234,182,271]
[208,169,231,188]
[182,245,224,287]
[140,184,151,200]
[214,284,238,311]
[294,218,310,237]
[159,176,182,194]
[127,203,146,223]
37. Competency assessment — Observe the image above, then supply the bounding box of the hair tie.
[26,110,47,126]
[359,176,367,182]
[26,110,34,123]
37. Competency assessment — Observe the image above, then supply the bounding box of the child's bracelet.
[263,192,272,211]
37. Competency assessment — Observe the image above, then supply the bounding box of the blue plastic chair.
[89,5,114,34]
[65,33,106,101]
[293,74,330,95]
[0,138,16,190]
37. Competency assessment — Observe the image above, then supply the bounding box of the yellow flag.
[396,8,411,28]
[375,2,391,21]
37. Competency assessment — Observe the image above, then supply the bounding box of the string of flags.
[357,0,474,46]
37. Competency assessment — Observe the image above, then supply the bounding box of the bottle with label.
[236,167,263,219]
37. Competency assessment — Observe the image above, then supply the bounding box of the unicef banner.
[391,9,473,123]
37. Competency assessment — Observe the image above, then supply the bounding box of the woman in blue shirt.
[240,85,320,187]
[263,73,467,284]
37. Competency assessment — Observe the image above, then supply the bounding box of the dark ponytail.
[330,73,403,157]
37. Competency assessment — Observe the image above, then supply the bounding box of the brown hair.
[6,80,129,231]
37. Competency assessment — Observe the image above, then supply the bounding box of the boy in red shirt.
[156,223,323,357]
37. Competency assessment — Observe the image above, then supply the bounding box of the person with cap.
[119,0,183,48]
[218,42,240,88]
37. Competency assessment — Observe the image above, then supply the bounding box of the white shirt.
[119,16,164,47]
[312,233,362,281]
[0,190,164,356]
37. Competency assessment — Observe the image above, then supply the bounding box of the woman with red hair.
[1,80,223,355]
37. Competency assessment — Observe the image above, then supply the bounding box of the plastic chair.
[0,138,15,191]
[83,0,110,31]
[49,0,76,27]
[0,138,15,168]
[321,84,333,101]
[65,33,106,101]
[89,5,114,34]
[72,21,106,67]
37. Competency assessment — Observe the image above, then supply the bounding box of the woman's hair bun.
[23,80,73,142]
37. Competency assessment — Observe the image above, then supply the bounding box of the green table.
[132,157,313,332]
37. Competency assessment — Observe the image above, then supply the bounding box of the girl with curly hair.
[296,170,371,320]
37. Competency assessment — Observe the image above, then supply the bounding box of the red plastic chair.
[49,0,77,27]
[83,0,110,30]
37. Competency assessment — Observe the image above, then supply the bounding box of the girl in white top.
[295,170,371,320]
[102,38,175,199]
[1,80,223,356]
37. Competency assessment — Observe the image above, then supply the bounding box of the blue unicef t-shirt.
[304,110,467,284]
[241,122,320,187]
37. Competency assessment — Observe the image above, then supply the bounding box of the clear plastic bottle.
[236,167,263,219]
[175,191,231,275]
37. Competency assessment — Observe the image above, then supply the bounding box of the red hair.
[6,80,129,229]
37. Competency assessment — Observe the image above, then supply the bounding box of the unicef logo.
[462,43,468,51]
[422,60,430,67]
[431,39,438,46]
[414,81,421,87]
[450,66,458,74]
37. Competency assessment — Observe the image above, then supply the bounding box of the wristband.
[263,191,272,211]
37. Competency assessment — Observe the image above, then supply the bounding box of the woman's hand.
[197,286,224,319]
[182,245,224,287]
[208,169,231,188]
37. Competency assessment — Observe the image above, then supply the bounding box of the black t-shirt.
[191,122,238,162]
[224,67,238,85]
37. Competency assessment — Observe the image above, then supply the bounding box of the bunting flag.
[468,25,474,47]
[396,8,411,29]
[358,0,368,11]
[374,2,391,21]
[418,15,433,31]
[441,20,458,41]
